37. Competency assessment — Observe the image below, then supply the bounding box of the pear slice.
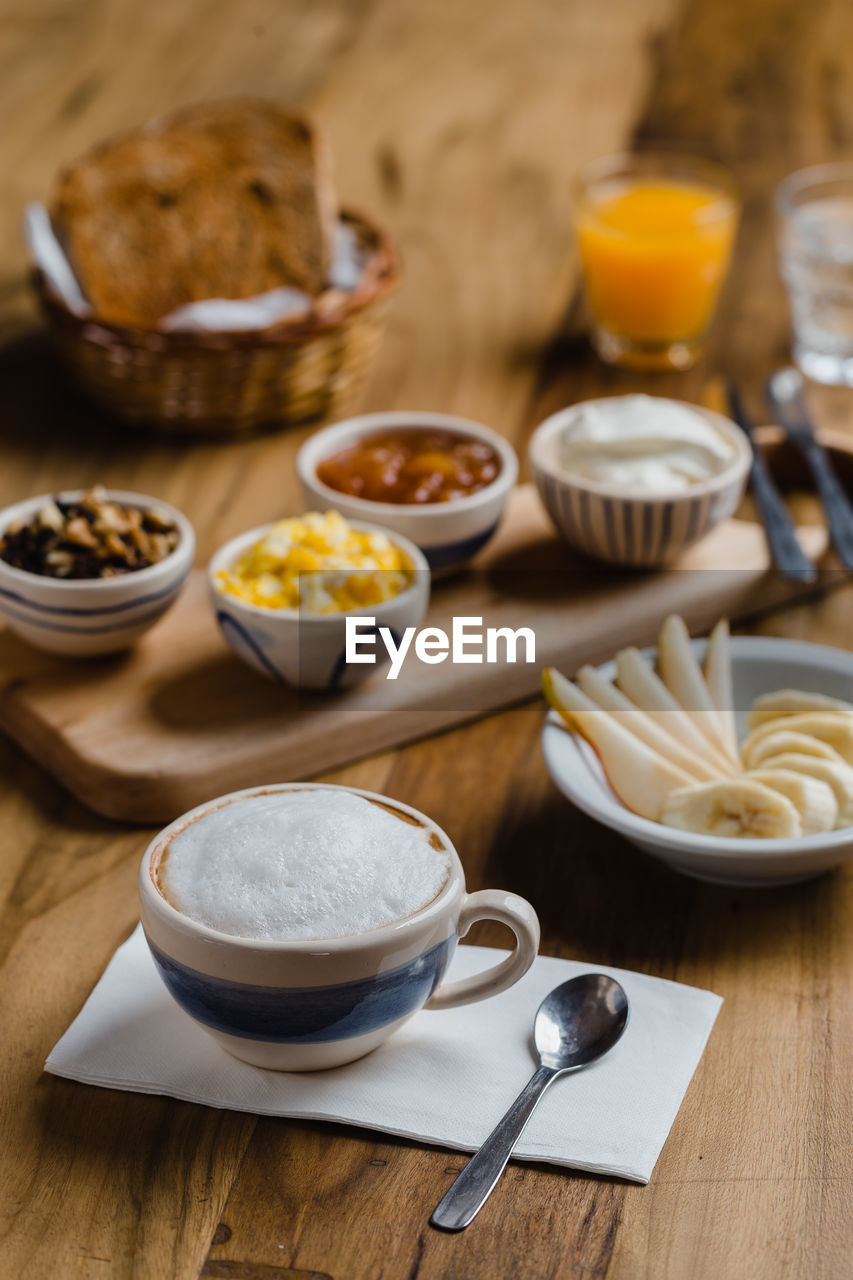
[703,619,739,761]
[746,768,838,836]
[543,668,695,821]
[657,615,741,767]
[747,689,853,731]
[743,729,844,771]
[576,665,724,781]
[743,713,853,767]
[615,647,738,776]
[761,754,853,828]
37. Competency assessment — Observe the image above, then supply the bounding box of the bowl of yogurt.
[528,394,752,566]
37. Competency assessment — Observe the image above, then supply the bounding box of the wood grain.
[1,0,852,1278]
[0,481,835,823]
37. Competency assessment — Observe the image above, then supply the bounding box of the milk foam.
[158,790,451,941]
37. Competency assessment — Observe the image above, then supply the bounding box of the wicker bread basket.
[35,208,401,438]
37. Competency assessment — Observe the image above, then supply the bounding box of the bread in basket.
[33,100,401,437]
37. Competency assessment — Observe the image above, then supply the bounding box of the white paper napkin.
[45,926,721,1182]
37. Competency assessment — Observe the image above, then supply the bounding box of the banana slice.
[704,619,739,761]
[615,647,738,775]
[746,768,838,835]
[759,753,853,828]
[742,729,845,770]
[661,778,802,839]
[576,665,725,781]
[743,713,853,767]
[543,668,694,820]
[747,689,853,730]
[657,615,742,767]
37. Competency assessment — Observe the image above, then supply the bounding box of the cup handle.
[424,890,540,1011]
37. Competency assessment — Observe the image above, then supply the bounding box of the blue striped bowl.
[297,411,518,575]
[0,489,194,656]
[208,520,430,689]
[529,399,751,567]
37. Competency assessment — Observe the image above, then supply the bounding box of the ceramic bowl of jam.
[297,411,519,573]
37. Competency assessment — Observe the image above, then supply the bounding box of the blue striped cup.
[139,783,540,1071]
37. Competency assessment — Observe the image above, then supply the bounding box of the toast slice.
[51,99,338,328]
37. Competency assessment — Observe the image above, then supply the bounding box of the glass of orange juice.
[574,152,740,371]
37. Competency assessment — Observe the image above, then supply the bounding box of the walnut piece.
[0,488,180,580]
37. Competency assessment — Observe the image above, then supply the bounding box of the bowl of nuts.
[0,486,195,656]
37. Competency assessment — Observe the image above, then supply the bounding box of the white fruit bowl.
[542,636,853,887]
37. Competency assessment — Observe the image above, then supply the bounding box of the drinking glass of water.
[777,162,853,385]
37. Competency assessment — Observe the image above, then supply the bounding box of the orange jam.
[316,429,502,505]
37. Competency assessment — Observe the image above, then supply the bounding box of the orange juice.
[575,158,739,369]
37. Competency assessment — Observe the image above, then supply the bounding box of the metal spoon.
[430,973,630,1232]
[766,366,853,569]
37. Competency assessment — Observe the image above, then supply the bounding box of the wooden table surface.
[2,2,853,1277]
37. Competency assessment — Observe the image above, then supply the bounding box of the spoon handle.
[430,1064,559,1231]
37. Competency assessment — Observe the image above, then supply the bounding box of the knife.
[727,380,818,583]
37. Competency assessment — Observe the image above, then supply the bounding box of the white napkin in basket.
[45,925,721,1183]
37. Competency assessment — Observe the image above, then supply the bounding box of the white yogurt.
[159,790,450,941]
[555,395,734,493]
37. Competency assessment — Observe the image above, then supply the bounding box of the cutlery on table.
[429,973,629,1232]
[766,366,853,570]
[727,380,818,583]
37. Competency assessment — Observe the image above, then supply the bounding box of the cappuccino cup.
[139,783,540,1071]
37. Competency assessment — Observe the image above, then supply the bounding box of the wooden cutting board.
[0,484,837,823]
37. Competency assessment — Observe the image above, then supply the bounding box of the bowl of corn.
[209,510,430,689]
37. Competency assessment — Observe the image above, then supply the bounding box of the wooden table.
[2,2,852,1277]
